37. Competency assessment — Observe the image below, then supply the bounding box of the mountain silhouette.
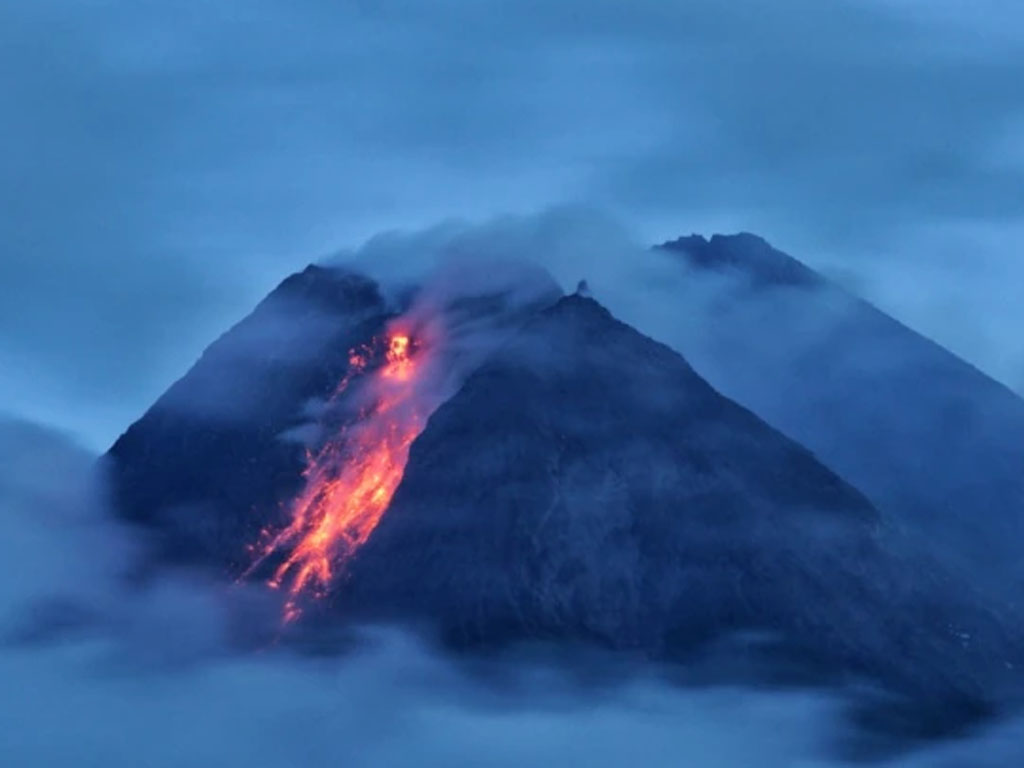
[105,255,1024,741]
[659,233,1024,596]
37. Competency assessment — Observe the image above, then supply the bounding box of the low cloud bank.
[3,417,1024,766]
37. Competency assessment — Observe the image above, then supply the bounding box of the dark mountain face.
[106,262,560,570]
[343,293,883,639]
[106,266,391,568]
[339,295,1020,728]
[658,234,1024,595]
[662,233,823,289]
[105,258,1024,740]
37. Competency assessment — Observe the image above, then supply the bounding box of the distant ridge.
[658,233,1024,595]
[661,233,822,288]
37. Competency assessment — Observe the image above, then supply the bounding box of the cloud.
[3,0,1023,447]
[4,415,1024,767]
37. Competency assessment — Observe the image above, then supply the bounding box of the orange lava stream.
[245,331,428,622]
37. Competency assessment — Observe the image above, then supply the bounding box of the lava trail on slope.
[243,320,440,622]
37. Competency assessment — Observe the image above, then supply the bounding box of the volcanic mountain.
[657,233,1024,595]
[106,256,1023,739]
[106,261,560,570]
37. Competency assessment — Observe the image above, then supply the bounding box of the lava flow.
[244,327,434,622]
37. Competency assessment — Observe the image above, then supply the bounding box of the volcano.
[106,251,1024,739]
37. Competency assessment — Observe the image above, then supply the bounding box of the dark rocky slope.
[107,265,392,567]
[106,263,559,569]
[340,295,1020,732]
[659,233,1024,595]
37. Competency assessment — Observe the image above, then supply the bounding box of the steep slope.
[340,295,1020,729]
[658,234,1024,594]
[106,262,560,572]
[106,265,393,567]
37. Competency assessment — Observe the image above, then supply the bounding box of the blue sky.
[2,0,1022,448]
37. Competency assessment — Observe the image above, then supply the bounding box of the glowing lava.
[244,327,432,622]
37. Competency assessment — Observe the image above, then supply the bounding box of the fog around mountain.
[45,212,1012,762]
[6,417,1024,767]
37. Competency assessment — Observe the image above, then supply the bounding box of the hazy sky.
[2,0,1022,448]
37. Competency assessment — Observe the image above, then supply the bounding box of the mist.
[5,417,1024,767]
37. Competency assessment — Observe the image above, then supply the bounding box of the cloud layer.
[3,0,1023,446]
[6,418,1024,767]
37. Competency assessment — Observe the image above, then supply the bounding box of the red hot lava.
[244,324,435,622]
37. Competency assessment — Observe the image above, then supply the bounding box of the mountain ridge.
[657,232,1024,594]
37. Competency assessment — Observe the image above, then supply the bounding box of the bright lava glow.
[243,329,430,622]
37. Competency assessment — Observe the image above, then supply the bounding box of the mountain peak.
[658,232,822,289]
[548,291,613,319]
